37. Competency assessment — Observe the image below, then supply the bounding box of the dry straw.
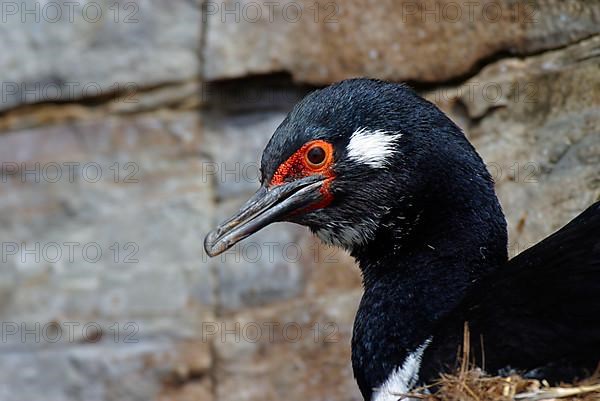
[396,323,600,401]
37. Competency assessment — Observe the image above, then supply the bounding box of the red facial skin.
[270,140,335,211]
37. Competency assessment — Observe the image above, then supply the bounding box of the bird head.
[205,78,498,258]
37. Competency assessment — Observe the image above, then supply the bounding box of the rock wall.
[0,1,599,400]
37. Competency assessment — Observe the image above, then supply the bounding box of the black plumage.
[425,202,600,382]
[205,78,600,401]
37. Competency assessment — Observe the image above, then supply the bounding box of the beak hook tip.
[204,230,222,257]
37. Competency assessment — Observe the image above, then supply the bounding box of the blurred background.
[0,1,599,400]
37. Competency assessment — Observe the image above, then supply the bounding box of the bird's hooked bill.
[204,176,325,257]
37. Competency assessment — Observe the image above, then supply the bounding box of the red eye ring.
[270,140,335,187]
[303,140,333,171]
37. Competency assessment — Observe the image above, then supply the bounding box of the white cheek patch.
[373,337,432,401]
[346,127,402,168]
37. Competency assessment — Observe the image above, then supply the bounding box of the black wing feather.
[424,201,600,382]
[468,200,600,379]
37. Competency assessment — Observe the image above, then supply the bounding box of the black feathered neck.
[349,117,508,399]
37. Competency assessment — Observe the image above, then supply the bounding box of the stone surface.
[0,0,201,111]
[0,112,211,323]
[204,0,600,84]
[214,291,363,401]
[0,341,212,401]
[203,111,287,199]
[426,35,600,254]
[0,112,215,400]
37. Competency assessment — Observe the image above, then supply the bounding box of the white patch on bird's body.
[315,218,378,251]
[346,127,402,168]
[373,337,432,401]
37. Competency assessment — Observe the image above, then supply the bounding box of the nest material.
[402,324,600,401]
[417,370,600,401]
